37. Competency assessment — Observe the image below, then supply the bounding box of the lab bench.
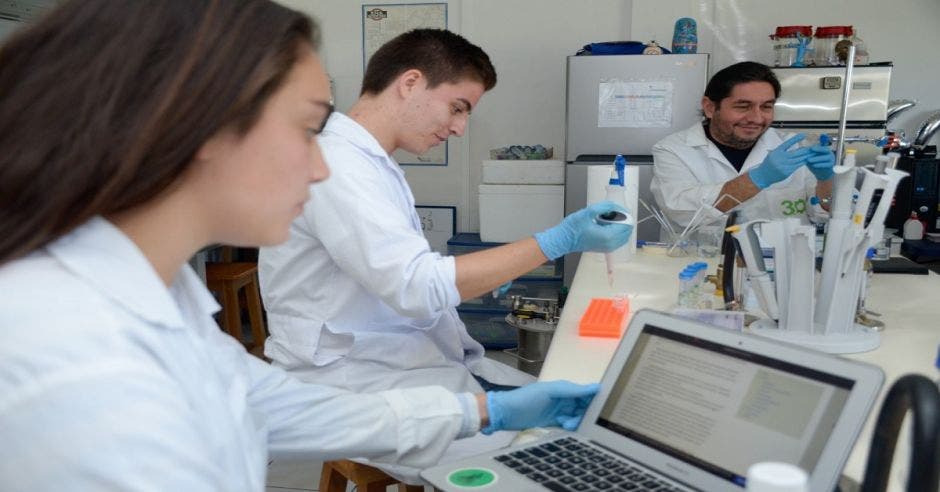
[541,248,940,492]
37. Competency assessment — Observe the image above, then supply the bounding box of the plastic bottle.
[605,155,636,261]
[903,212,925,240]
[677,270,694,307]
[671,17,698,54]
[681,266,703,307]
[698,282,716,309]
[690,262,708,285]
[813,26,853,66]
[770,26,813,67]
[850,30,869,65]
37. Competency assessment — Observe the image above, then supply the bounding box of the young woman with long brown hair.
[0,1,597,488]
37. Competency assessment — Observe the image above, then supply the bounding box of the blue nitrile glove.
[481,381,600,435]
[534,201,634,260]
[747,134,813,189]
[805,145,835,180]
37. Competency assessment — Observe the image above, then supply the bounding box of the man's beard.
[706,119,762,149]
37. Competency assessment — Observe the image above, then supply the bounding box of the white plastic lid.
[745,462,808,492]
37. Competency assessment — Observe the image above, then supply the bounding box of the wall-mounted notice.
[598,79,674,128]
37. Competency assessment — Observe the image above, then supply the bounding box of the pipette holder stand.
[748,166,907,354]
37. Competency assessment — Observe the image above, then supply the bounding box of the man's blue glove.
[805,145,835,180]
[748,134,813,189]
[534,202,633,260]
[481,381,600,435]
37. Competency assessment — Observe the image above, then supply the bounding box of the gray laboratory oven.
[563,53,709,284]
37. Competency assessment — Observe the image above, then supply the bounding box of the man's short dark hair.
[703,61,781,106]
[360,28,496,96]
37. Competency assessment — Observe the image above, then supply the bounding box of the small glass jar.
[770,26,813,67]
[814,26,853,66]
[850,30,869,65]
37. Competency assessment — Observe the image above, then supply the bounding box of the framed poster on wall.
[362,3,448,166]
[415,205,456,254]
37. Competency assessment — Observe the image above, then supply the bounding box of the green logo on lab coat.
[780,198,807,216]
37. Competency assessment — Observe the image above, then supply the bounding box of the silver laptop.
[422,309,884,492]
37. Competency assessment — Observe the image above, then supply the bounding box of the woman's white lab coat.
[0,217,475,490]
[259,113,533,394]
[650,123,819,228]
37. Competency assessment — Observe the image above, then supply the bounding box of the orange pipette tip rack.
[578,297,630,338]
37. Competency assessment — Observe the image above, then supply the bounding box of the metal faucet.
[914,110,940,146]
[886,99,917,124]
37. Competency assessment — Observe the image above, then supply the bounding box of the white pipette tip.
[605,252,615,287]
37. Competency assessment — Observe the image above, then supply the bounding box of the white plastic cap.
[745,462,808,492]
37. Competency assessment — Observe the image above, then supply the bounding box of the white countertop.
[539,246,940,491]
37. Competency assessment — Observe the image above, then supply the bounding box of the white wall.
[284,0,940,233]
[278,0,631,232]
[460,0,631,230]
[631,0,940,147]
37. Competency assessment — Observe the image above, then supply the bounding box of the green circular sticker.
[446,468,497,488]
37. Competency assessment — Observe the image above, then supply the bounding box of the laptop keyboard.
[493,437,685,492]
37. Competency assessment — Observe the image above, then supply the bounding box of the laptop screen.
[596,324,854,486]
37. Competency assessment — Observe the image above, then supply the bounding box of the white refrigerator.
[563,53,709,282]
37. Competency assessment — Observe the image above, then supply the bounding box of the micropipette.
[595,210,634,287]
[727,221,779,320]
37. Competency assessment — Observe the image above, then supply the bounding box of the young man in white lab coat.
[650,61,835,228]
[258,29,632,480]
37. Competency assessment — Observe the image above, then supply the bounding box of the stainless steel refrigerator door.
[565,54,709,161]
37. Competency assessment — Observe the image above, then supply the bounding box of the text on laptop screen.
[597,324,854,486]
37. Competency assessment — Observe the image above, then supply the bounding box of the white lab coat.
[0,217,476,491]
[259,112,532,392]
[259,113,530,481]
[650,123,819,228]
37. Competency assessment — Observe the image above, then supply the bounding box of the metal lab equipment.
[885,145,939,233]
[771,64,893,151]
[503,295,559,376]
[886,98,917,124]
[563,53,709,283]
[884,111,940,232]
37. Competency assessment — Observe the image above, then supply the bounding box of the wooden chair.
[205,261,267,357]
[319,460,424,492]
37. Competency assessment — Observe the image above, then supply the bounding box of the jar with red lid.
[814,25,853,66]
[770,26,813,67]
